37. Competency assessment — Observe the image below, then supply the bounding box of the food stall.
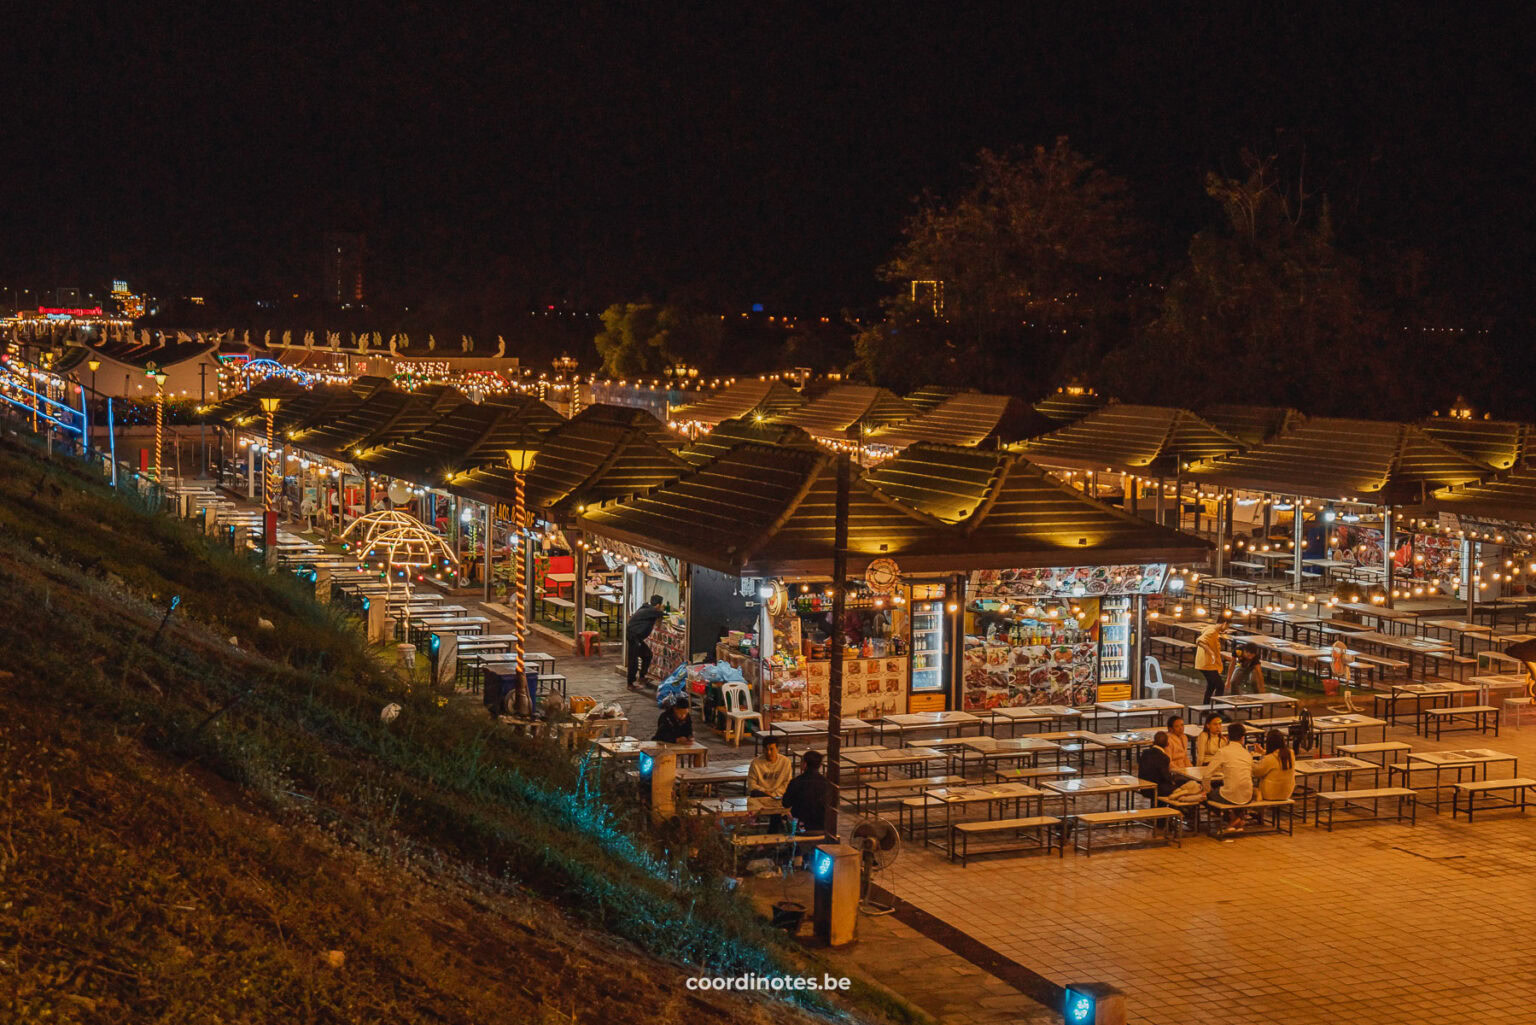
[961,565,1167,710]
[576,442,1208,722]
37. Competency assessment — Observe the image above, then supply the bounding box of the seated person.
[1165,715,1192,773]
[781,750,836,835]
[1136,731,1177,797]
[748,738,792,799]
[1253,729,1297,801]
[1207,721,1255,831]
[1195,712,1227,766]
[652,698,694,744]
[749,738,793,832]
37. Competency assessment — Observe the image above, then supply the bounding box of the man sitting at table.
[1137,731,1177,797]
[653,697,694,744]
[749,738,793,832]
[1207,721,1256,832]
[781,750,836,837]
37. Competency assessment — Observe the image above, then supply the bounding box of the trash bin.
[482,665,540,715]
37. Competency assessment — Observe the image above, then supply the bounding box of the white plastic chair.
[1142,656,1174,702]
[719,681,764,746]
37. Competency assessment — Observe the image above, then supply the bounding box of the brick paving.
[467,621,1536,1024]
[880,668,1536,1025]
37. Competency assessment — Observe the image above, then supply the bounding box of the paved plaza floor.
[880,682,1536,1025]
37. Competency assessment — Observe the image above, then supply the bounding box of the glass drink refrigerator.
[1097,596,1133,701]
[908,583,947,710]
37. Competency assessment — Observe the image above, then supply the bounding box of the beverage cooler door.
[1099,596,1131,684]
[909,600,945,692]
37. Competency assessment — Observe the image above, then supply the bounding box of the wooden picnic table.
[1468,674,1531,704]
[1395,748,1520,812]
[1294,756,1383,796]
[921,782,1046,855]
[685,795,781,820]
[759,718,879,749]
[1377,681,1480,724]
[880,710,986,744]
[592,738,709,768]
[1093,698,1184,729]
[938,736,1062,776]
[1256,611,1327,641]
[1214,692,1299,718]
[1039,774,1154,813]
[981,704,1082,736]
[840,745,947,779]
[1310,713,1389,753]
[676,763,750,794]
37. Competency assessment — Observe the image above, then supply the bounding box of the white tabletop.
[1095,699,1183,713]
[882,711,984,727]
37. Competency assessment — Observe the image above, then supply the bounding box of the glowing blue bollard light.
[813,849,833,879]
[1062,982,1125,1025]
[638,752,655,778]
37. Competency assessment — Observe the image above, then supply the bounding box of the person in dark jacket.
[653,698,694,743]
[626,595,665,688]
[1137,731,1177,798]
[781,750,837,834]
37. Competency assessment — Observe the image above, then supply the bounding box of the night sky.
[4,3,1533,317]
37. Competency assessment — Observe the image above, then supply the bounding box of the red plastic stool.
[578,630,600,657]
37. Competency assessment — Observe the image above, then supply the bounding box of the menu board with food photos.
[961,600,1100,710]
[803,656,909,720]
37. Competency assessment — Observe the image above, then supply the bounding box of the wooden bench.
[952,816,1065,866]
[989,765,1079,785]
[853,774,966,815]
[1313,787,1417,830]
[1338,741,1412,767]
[1156,793,1206,833]
[1204,797,1296,836]
[898,796,945,838]
[728,832,830,874]
[540,594,575,622]
[582,606,614,636]
[1072,808,1183,855]
[1151,635,1195,666]
[1419,704,1499,740]
[1451,777,1536,822]
[1425,650,1478,681]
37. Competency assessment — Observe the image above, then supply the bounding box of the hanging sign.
[865,557,902,595]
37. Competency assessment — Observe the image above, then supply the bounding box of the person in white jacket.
[748,739,792,798]
[1208,722,1257,832]
[748,739,793,832]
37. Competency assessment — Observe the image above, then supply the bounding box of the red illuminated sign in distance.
[37,307,104,316]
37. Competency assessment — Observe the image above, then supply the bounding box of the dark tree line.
[848,140,1499,418]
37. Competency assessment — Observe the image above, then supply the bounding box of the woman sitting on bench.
[1253,729,1297,802]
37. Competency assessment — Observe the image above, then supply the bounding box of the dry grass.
[0,432,909,1024]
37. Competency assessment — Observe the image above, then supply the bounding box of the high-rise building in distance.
[323,231,365,305]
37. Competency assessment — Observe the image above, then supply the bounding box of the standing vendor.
[626,595,665,690]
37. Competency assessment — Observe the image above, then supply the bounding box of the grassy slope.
[0,435,911,1024]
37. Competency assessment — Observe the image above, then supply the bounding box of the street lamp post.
[86,358,100,456]
[259,397,282,564]
[505,440,541,691]
[149,365,168,479]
